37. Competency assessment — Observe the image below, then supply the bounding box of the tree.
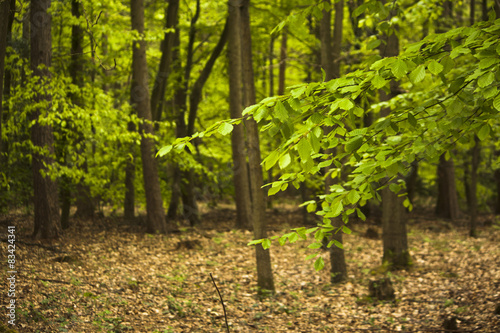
[227,0,252,230]
[0,0,11,161]
[320,0,348,283]
[131,0,167,233]
[378,1,411,269]
[30,0,61,239]
[241,0,275,293]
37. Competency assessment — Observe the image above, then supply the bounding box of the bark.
[332,0,343,79]
[241,0,275,293]
[435,154,460,220]
[470,0,475,25]
[0,0,11,160]
[320,0,347,283]
[481,0,488,21]
[227,0,251,230]
[69,0,94,221]
[174,1,201,227]
[131,0,167,233]
[495,1,500,18]
[379,1,410,269]
[495,156,500,215]
[469,136,480,237]
[406,161,418,207]
[124,122,136,220]
[320,0,333,81]
[150,0,179,123]
[30,0,61,239]
[278,29,287,95]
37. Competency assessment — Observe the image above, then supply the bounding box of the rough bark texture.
[150,0,179,123]
[379,2,411,269]
[227,0,252,230]
[435,154,460,220]
[131,0,167,233]
[30,0,61,239]
[241,0,275,293]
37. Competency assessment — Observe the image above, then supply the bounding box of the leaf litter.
[0,208,499,332]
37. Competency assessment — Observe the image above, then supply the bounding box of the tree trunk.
[68,0,94,221]
[241,0,275,294]
[30,0,61,239]
[332,0,343,79]
[435,154,460,220]
[379,1,411,269]
[469,136,480,237]
[227,0,251,230]
[150,0,179,123]
[470,0,475,25]
[131,0,167,233]
[124,121,136,220]
[0,0,12,160]
[320,0,348,283]
[278,29,287,95]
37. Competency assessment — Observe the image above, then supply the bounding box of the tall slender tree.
[227,0,252,230]
[320,0,348,283]
[31,0,61,239]
[379,1,411,269]
[241,0,275,293]
[131,0,167,233]
[0,0,11,160]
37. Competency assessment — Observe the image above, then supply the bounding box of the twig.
[210,273,229,333]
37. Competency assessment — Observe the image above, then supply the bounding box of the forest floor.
[1,204,500,333]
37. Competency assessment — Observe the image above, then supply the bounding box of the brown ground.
[1,205,499,332]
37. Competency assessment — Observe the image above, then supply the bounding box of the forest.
[1,0,500,331]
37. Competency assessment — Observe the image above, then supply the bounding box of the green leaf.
[330,200,343,217]
[339,98,355,110]
[327,239,343,249]
[391,59,408,79]
[342,226,352,234]
[274,101,289,122]
[371,75,387,89]
[389,182,401,194]
[409,65,426,84]
[308,242,323,249]
[493,94,500,111]
[264,150,280,170]
[367,39,381,50]
[408,113,417,127]
[428,60,444,75]
[262,239,272,249]
[248,239,264,246]
[356,208,366,221]
[218,122,233,136]
[477,124,490,141]
[298,138,313,162]
[307,202,317,213]
[305,253,319,260]
[156,145,172,157]
[314,257,325,271]
[347,190,361,204]
[279,153,291,169]
[478,71,495,88]
[345,135,364,153]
